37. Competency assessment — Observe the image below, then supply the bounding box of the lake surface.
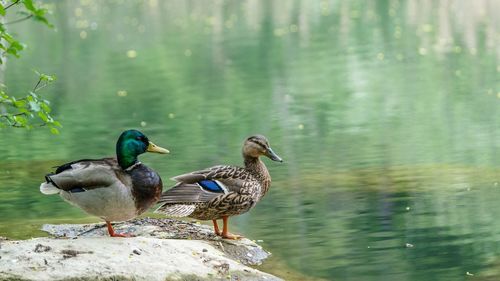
[0,1,499,280]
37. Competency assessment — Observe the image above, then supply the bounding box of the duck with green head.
[40,129,169,237]
[155,135,282,239]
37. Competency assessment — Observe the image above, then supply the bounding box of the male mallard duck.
[155,135,282,239]
[40,129,169,237]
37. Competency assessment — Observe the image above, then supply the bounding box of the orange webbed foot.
[221,232,243,240]
[220,216,243,239]
[110,232,134,238]
[106,221,133,238]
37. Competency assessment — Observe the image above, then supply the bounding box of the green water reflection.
[0,1,499,280]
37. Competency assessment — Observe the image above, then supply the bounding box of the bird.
[40,129,169,237]
[155,135,282,239]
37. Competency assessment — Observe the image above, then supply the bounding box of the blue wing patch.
[198,180,224,193]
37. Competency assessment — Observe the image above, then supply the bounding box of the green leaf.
[40,102,51,113]
[13,100,26,107]
[5,40,24,58]
[22,0,35,12]
[11,41,24,50]
[0,4,5,16]
[37,111,48,122]
[39,73,55,82]
[13,115,27,126]
[50,127,59,134]
[34,15,51,27]
[2,32,14,43]
[52,120,62,127]
[6,48,20,57]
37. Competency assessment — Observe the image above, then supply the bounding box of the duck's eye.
[136,136,143,141]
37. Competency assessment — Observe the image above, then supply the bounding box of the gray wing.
[158,165,257,204]
[46,158,125,191]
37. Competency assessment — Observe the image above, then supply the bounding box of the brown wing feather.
[159,165,259,205]
[170,165,227,183]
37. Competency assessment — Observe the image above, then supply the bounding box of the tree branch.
[32,78,42,92]
[14,112,26,116]
[4,0,20,10]
[4,14,33,25]
[0,112,27,117]
[33,81,51,92]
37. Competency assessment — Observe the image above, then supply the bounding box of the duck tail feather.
[154,204,196,217]
[40,182,60,195]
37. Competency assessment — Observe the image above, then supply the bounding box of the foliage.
[0,0,60,133]
[0,72,61,133]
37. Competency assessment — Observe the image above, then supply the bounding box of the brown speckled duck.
[40,129,169,237]
[155,135,282,239]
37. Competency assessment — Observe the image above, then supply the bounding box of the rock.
[41,217,272,266]
[0,218,281,281]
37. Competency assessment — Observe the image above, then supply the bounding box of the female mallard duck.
[155,135,282,239]
[39,129,169,237]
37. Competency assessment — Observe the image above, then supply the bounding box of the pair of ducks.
[40,130,282,239]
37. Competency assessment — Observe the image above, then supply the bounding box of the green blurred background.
[0,0,499,280]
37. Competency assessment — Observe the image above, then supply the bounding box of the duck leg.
[221,216,243,240]
[105,221,131,237]
[212,219,221,236]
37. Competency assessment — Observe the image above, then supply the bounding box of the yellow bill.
[147,141,170,154]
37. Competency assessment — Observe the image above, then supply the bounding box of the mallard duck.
[40,129,169,237]
[155,135,282,239]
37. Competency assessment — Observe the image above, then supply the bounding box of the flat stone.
[0,218,281,281]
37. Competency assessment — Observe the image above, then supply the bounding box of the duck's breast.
[130,164,163,214]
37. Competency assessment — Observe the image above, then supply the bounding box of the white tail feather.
[154,204,196,217]
[40,182,60,195]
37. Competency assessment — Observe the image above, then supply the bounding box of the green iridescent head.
[116,129,169,169]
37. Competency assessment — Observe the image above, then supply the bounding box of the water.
[0,1,499,280]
